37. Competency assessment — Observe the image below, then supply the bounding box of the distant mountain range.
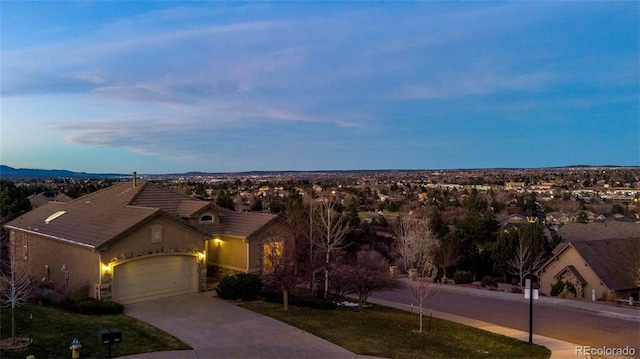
[1,164,636,180]
[0,165,128,180]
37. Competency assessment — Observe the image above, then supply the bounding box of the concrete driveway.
[118,292,371,359]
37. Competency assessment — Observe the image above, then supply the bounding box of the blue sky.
[1,1,638,174]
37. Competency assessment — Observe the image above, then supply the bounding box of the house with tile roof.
[5,181,289,304]
[537,220,640,300]
[28,191,73,208]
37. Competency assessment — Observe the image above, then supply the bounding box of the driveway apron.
[121,291,358,358]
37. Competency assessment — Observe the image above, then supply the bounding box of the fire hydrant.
[69,338,82,359]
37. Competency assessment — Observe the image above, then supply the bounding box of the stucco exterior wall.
[206,220,292,274]
[539,246,608,299]
[207,237,248,272]
[100,216,206,264]
[10,229,100,297]
[249,220,292,273]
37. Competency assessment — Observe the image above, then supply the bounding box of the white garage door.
[113,255,197,304]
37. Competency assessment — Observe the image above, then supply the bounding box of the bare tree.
[305,200,325,296]
[508,233,545,287]
[0,240,33,343]
[349,250,401,311]
[395,216,418,273]
[410,259,441,333]
[262,233,297,310]
[314,197,351,298]
[395,216,437,273]
[327,258,353,304]
[433,236,461,280]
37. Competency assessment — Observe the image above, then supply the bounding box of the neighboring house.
[28,191,73,208]
[497,213,529,230]
[538,220,640,300]
[5,181,289,304]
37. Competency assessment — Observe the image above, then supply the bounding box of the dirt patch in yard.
[0,337,32,351]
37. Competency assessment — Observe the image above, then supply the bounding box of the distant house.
[505,182,525,190]
[28,191,73,208]
[496,213,529,230]
[5,181,289,304]
[538,220,640,300]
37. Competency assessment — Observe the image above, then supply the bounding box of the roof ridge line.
[127,181,149,206]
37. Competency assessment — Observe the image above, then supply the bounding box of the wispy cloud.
[2,1,637,172]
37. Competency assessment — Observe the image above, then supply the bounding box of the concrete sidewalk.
[364,296,581,359]
[369,279,639,358]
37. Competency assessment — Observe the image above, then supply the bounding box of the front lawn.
[241,301,550,359]
[0,303,190,358]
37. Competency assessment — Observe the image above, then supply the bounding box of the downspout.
[246,238,250,273]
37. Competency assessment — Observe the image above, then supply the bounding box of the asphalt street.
[371,285,640,352]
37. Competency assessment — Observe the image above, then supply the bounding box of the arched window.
[200,214,214,223]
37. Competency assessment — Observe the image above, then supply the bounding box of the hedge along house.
[537,220,640,301]
[5,180,286,304]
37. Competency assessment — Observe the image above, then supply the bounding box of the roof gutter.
[4,225,96,250]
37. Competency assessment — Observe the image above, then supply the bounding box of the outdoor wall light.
[102,264,111,275]
[198,252,206,261]
[214,238,222,244]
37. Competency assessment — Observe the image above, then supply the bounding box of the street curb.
[434,284,640,323]
[363,296,583,359]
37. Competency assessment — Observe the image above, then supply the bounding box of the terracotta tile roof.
[550,220,640,291]
[6,182,155,248]
[6,181,281,248]
[28,192,73,208]
[571,238,639,291]
[218,211,279,238]
[558,220,639,242]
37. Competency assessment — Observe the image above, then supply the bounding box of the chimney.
[133,171,137,187]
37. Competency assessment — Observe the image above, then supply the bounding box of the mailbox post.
[98,328,122,359]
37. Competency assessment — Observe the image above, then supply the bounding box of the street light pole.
[526,216,537,345]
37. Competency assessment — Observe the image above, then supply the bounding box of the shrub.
[511,286,523,294]
[69,283,91,301]
[262,291,337,310]
[453,270,473,284]
[216,273,263,301]
[32,283,65,306]
[291,296,337,310]
[601,290,618,302]
[480,276,498,288]
[558,288,575,299]
[550,280,576,297]
[64,298,124,315]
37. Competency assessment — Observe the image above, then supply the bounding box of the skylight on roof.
[45,211,66,224]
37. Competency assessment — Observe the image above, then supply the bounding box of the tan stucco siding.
[206,220,292,274]
[100,216,206,264]
[539,246,608,298]
[207,237,248,272]
[10,229,100,297]
[248,221,292,273]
